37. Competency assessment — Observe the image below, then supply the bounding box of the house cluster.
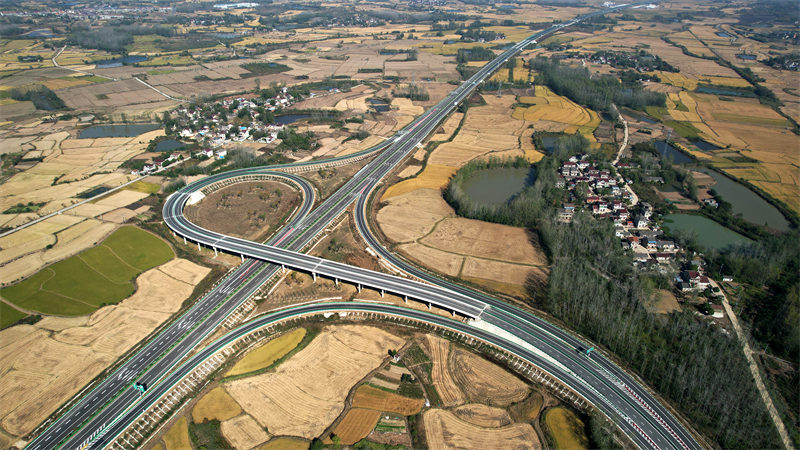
[173,87,298,147]
[623,227,680,266]
[676,270,712,292]
[130,152,181,176]
[556,154,634,224]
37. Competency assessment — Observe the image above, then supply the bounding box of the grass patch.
[226,328,306,376]
[188,419,232,450]
[241,62,291,78]
[223,327,319,381]
[0,302,30,329]
[193,387,241,423]
[544,407,589,450]
[124,180,160,194]
[3,202,45,214]
[0,226,173,315]
[352,439,405,450]
[664,120,702,140]
[164,416,192,450]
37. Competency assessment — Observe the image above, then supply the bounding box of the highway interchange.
[28,2,703,449]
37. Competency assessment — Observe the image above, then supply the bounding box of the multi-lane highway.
[27,2,703,449]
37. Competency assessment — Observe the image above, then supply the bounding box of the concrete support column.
[183,236,187,245]
[404,295,408,303]
[312,272,317,282]
[380,289,384,298]
[357,284,362,292]
[213,247,217,257]
[335,278,339,286]
[197,242,201,251]
[427,302,431,310]
[241,254,244,262]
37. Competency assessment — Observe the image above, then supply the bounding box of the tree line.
[530,57,666,113]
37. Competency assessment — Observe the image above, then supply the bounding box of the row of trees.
[530,57,666,113]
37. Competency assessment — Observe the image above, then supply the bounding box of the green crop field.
[124,181,161,194]
[0,226,173,316]
[0,302,28,329]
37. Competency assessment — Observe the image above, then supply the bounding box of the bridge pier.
[404,295,408,303]
[357,284,362,293]
[281,264,286,273]
[213,247,217,257]
[312,272,317,282]
[427,302,431,310]
[197,242,201,251]
[335,278,339,286]
[183,236,187,245]
[241,254,244,262]
[380,289,384,298]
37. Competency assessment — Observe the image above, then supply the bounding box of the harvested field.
[164,417,191,450]
[332,408,381,445]
[226,328,306,377]
[0,258,208,437]
[225,325,404,439]
[258,437,309,450]
[544,407,589,450]
[381,165,457,199]
[351,385,425,416]
[397,243,462,277]
[423,409,539,450]
[451,348,529,406]
[453,404,512,428]
[193,387,242,423]
[377,189,453,243]
[221,414,270,449]
[421,218,546,265]
[423,335,465,406]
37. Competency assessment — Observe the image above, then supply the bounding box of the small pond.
[538,136,558,153]
[736,54,757,60]
[461,166,536,206]
[654,141,693,164]
[79,123,160,138]
[274,114,312,125]
[691,140,722,151]
[95,55,149,68]
[715,32,732,38]
[154,139,186,152]
[662,214,751,251]
[697,168,790,231]
[695,86,751,97]
[368,98,390,112]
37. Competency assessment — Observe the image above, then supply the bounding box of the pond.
[736,54,757,60]
[695,86,752,97]
[368,98,390,112]
[697,168,790,231]
[538,136,558,153]
[154,139,185,152]
[654,141,693,164]
[95,55,149,69]
[274,114,312,125]
[461,166,536,206]
[691,140,722,151]
[78,123,161,138]
[715,32,732,38]
[662,214,751,251]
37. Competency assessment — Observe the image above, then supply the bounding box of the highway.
[27,2,701,449]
